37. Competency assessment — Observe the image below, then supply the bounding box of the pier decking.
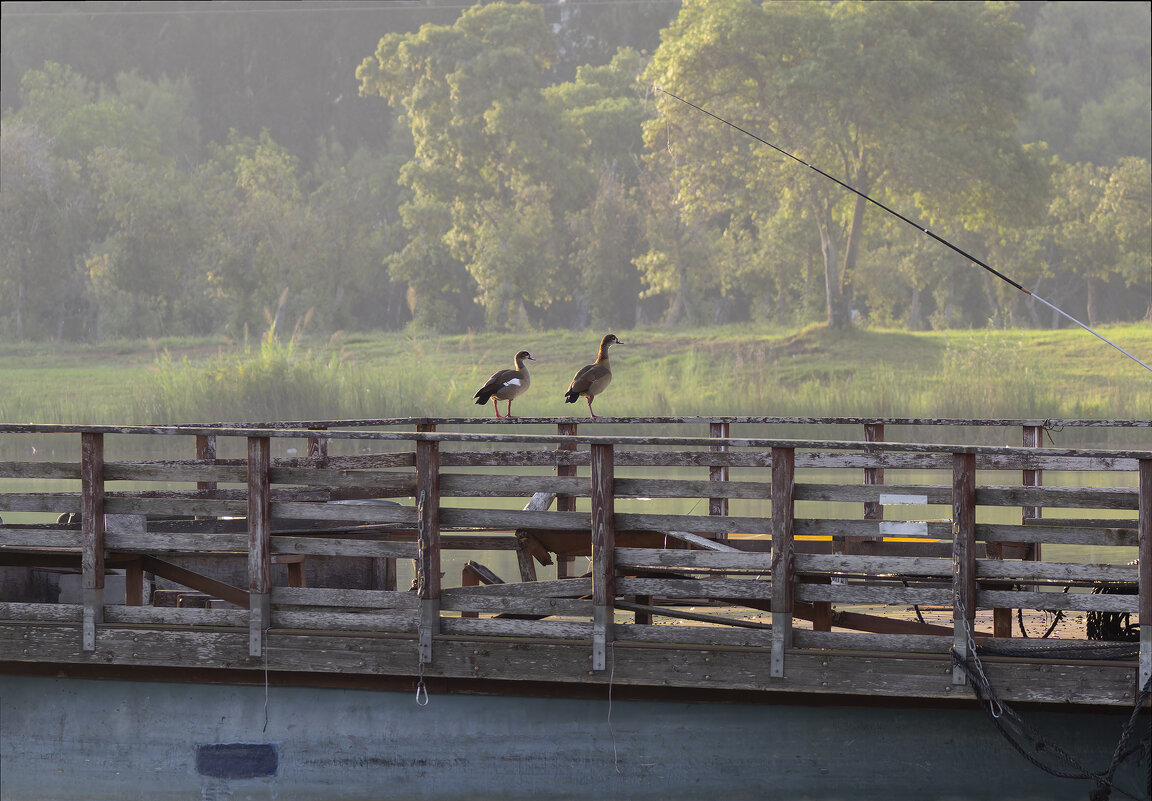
[2,416,1148,710]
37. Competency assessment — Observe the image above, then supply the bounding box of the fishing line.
[654,87,1152,374]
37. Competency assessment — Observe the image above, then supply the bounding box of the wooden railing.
[1,417,1149,700]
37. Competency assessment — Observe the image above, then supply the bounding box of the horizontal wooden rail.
[1,419,1148,701]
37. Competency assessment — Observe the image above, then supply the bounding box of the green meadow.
[1,323,1149,434]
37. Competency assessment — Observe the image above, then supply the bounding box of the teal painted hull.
[1,676,1146,800]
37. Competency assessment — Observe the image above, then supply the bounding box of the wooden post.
[81,432,105,652]
[307,429,329,461]
[195,434,217,525]
[1021,425,1043,525]
[770,446,795,678]
[709,421,729,542]
[195,434,217,491]
[952,452,977,685]
[416,425,441,665]
[590,443,616,671]
[863,423,885,523]
[1138,459,1151,690]
[247,436,271,658]
[556,422,578,580]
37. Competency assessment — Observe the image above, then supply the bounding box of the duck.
[473,350,534,418]
[563,333,622,418]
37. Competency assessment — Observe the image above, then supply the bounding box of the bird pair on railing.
[473,333,622,419]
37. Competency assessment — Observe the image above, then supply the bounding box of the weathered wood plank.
[105,532,247,553]
[438,507,588,531]
[81,432,105,653]
[439,595,591,617]
[0,529,81,549]
[976,485,1138,510]
[0,461,82,479]
[795,554,953,577]
[794,519,952,539]
[976,560,1138,584]
[796,585,953,605]
[665,531,742,551]
[614,623,774,647]
[440,474,584,498]
[952,452,976,684]
[104,606,247,628]
[440,617,594,639]
[270,536,418,560]
[1139,458,1151,688]
[0,494,84,514]
[978,589,1138,614]
[416,432,440,664]
[617,577,773,600]
[615,512,773,536]
[979,523,1138,547]
[796,483,951,504]
[271,587,418,609]
[2,623,1138,706]
[615,547,773,572]
[770,446,795,678]
[273,609,418,633]
[795,630,952,654]
[441,578,592,600]
[591,443,616,671]
[0,602,83,622]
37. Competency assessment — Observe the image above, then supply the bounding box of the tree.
[358,2,579,330]
[1022,2,1151,166]
[0,119,91,340]
[644,0,1046,329]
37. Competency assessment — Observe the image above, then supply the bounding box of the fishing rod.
[655,86,1152,374]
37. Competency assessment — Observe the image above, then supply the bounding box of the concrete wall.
[0,675,1144,801]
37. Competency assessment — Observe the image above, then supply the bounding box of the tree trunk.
[814,202,844,329]
[838,191,869,327]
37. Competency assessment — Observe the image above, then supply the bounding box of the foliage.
[0,3,1148,343]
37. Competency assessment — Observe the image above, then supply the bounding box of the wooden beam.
[1138,458,1151,689]
[416,425,441,665]
[556,422,578,579]
[952,451,976,685]
[590,443,615,671]
[139,556,249,609]
[770,446,795,678]
[81,432,105,652]
[247,436,271,657]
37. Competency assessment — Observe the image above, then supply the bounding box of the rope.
[952,595,1150,800]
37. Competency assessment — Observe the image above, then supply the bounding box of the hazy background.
[2,1,1149,343]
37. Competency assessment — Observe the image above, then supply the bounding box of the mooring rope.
[952,596,1150,800]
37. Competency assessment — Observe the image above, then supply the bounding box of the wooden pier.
[2,416,1148,711]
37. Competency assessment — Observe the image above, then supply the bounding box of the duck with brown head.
[473,350,534,418]
[563,333,622,418]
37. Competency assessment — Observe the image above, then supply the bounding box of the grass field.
[1,323,1149,430]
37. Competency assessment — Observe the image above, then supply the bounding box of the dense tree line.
[1,1,1148,342]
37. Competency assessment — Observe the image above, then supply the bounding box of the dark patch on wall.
[195,743,278,779]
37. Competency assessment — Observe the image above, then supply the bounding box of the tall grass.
[3,323,1149,432]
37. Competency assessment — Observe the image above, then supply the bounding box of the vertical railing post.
[247,436,272,658]
[195,434,217,528]
[590,442,616,671]
[863,423,885,524]
[81,432,105,652]
[416,425,441,666]
[307,428,329,462]
[1021,425,1043,526]
[556,422,578,579]
[709,421,730,544]
[1137,459,1151,690]
[770,446,795,678]
[952,451,977,684]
